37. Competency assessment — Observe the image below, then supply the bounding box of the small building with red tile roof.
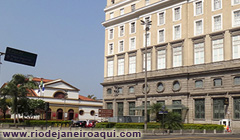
[2,77,103,121]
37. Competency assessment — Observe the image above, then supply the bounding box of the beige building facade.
[102,0,240,129]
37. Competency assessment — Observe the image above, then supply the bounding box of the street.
[141,134,240,140]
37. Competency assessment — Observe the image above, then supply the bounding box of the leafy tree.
[0,74,37,125]
[87,94,96,100]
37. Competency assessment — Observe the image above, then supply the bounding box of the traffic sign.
[4,47,37,67]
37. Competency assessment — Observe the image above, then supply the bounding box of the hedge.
[24,120,72,127]
[0,119,24,123]
[95,122,224,130]
[183,124,224,130]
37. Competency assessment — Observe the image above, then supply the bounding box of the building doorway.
[68,109,74,120]
[57,109,63,120]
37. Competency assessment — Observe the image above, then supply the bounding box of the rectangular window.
[195,99,205,119]
[213,98,224,119]
[233,35,240,59]
[173,46,182,67]
[119,40,124,52]
[195,20,203,36]
[129,102,135,116]
[110,12,114,19]
[234,76,240,85]
[130,37,136,50]
[195,1,203,16]
[157,49,166,69]
[129,86,135,93]
[118,58,124,75]
[213,15,222,31]
[119,25,124,37]
[118,87,123,94]
[108,43,114,55]
[107,60,114,77]
[157,101,165,105]
[145,0,150,5]
[158,29,165,43]
[107,103,113,109]
[212,38,224,62]
[117,102,124,116]
[143,52,151,71]
[120,8,124,15]
[174,25,181,40]
[131,4,135,12]
[194,42,204,64]
[213,0,222,11]
[130,22,136,33]
[158,12,165,25]
[214,78,222,87]
[234,98,240,119]
[233,0,240,5]
[174,7,181,21]
[233,10,240,27]
[109,29,114,40]
[195,80,203,88]
[129,56,136,74]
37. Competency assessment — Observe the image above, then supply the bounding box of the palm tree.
[0,74,37,125]
[150,103,163,122]
[87,94,97,100]
[164,112,182,130]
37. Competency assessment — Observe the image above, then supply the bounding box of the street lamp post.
[141,19,152,131]
[64,91,68,121]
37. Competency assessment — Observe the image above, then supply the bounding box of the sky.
[0,0,106,99]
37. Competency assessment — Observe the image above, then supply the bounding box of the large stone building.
[102,0,240,129]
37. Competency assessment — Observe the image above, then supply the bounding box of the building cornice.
[101,59,240,86]
[102,0,186,27]
[104,0,137,12]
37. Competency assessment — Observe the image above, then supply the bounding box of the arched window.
[54,92,65,99]
[68,109,74,120]
[57,109,63,120]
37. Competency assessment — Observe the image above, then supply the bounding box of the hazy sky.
[0,0,106,99]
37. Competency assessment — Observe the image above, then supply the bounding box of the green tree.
[0,96,11,119]
[149,103,182,130]
[87,94,97,100]
[0,74,37,125]
[150,103,163,122]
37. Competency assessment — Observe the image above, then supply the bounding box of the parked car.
[86,120,98,128]
[74,121,87,127]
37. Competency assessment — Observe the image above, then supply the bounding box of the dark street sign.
[4,47,37,67]
[98,109,113,117]
[159,111,168,114]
